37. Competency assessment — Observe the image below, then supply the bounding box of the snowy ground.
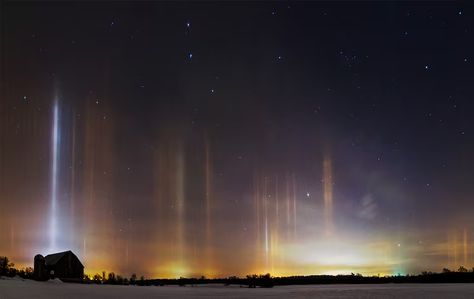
[1,277,474,298]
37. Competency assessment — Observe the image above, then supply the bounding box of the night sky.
[1,2,474,278]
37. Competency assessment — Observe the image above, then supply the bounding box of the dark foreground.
[1,277,474,299]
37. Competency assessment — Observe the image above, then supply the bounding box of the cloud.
[357,194,377,220]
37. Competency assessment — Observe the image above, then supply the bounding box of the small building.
[34,250,84,281]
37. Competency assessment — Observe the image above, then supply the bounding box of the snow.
[46,278,64,284]
[1,279,474,298]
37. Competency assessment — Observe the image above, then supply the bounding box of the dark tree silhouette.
[0,256,14,276]
[107,272,116,284]
[130,273,137,285]
[92,273,102,283]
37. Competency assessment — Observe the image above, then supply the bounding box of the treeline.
[0,256,34,279]
[139,269,474,287]
[3,255,474,286]
[83,272,146,285]
[98,268,474,287]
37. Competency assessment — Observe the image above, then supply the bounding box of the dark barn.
[34,250,84,281]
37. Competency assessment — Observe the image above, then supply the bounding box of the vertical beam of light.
[254,174,261,269]
[286,175,290,240]
[323,155,333,235]
[82,101,95,266]
[453,233,458,268]
[69,111,77,249]
[205,141,211,238]
[49,100,60,253]
[447,232,455,269]
[463,229,468,267]
[153,145,165,273]
[0,99,4,239]
[176,146,186,268]
[274,175,280,268]
[10,226,14,251]
[83,238,87,262]
[275,175,279,232]
[264,177,269,270]
[292,174,297,238]
[125,240,129,269]
[446,233,450,268]
[79,95,117,273]
[270,231,274,274]
[204,137,213,273]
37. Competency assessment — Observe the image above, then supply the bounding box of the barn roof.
[44,250,83,267]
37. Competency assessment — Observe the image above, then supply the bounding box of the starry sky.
[1,2,474,278]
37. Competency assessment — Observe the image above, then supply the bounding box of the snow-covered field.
[1,277,474,298]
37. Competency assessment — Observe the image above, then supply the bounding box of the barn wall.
[47,253,84,280]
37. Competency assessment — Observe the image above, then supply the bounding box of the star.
[188,53,193,60]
